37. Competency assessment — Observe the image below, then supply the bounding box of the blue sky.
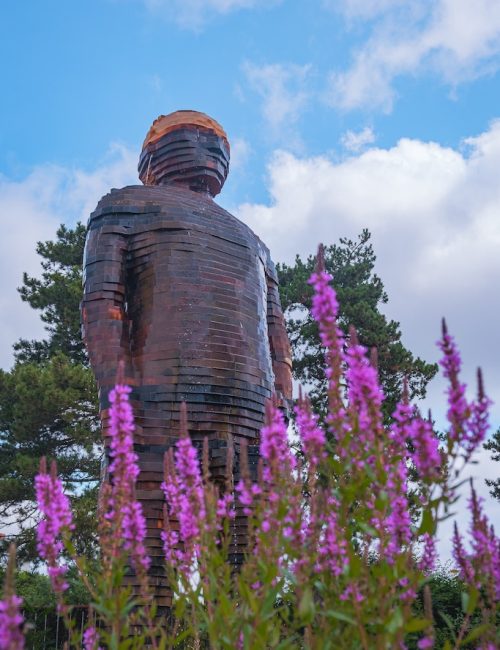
[1,0,500,554]
[2,0,499,195]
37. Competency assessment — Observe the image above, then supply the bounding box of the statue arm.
[81,222,131,395]
[266,261,293,413]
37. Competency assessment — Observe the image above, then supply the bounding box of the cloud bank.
[0,145,137,369]
[327,0,500,111]
[237,120,500,428]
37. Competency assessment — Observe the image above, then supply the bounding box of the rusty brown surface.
[82,111,292,615]
[143,110,229,149]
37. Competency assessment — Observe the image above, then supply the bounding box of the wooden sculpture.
[81,110,293,615]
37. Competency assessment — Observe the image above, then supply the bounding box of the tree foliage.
[277,229,438,421]
[0,224,100,562]
[15,224,87,365]
[484,427,500,501]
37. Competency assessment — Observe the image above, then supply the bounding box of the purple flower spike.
[464,369,491,459]
[107,384,150,577]
[438,320,469,443]
[308,246,346,434]
[35,459,73,595]
[260,400,295,483]
[409,418,441,482]
[418,533,437,573]
[468,484,500,598]
[345,333,384,437]
[83,626,101,650]
[318,497,348,576]
[108,384,139,494]
[295,390,326,469]
[161,404,206,577]
[452,522,475,586]
[0,594,24,650]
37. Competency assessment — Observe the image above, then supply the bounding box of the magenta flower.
[295,393,326,468]
[161,407,206,576]
[464,369,491,459]
[318,498,348,577]
[260,400,295,483]
[390,392,414,451]
[82,626,101,650]
[384,490,412,562]
[122,501,150,573]
[398,577,417,603]
[235,479,253,516]
[216,493,235,521]
[0,594,24,650]
[345,336,384,440]
[418,533,437,573]
[107,384,139,495]
[408,417,441,482]
[438,320,469,444]
[381,393,413,562]
[107,384,150,575]
[467,485,500,599]
[452,522,475,586]
[308,248,346,436]
[35,459,73,594]
[438,324,491,459]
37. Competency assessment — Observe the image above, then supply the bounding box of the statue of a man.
[82,110,292,610]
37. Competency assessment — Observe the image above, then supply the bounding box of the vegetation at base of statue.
[0,225,441,566]
[1,251,499,649]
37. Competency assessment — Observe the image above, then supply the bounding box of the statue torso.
[85,185,276,443]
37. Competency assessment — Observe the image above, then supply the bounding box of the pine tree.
[277,229,438,421]
[0,224,100,562]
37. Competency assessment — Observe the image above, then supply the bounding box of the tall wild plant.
[1,249,498,649]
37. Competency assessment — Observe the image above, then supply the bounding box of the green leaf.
[418,508,435,535]
[173,629,193,646]
[461,587,479,615]
[348,551,362,577]
[437,610,457,642]
[462,623,490,644]
[298,587,315,624]
[325,610,356,625]
[405,618,432,633]
[387,607,404,634]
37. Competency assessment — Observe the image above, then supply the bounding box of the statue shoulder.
[211,201,276,275]
[88,185,151,223]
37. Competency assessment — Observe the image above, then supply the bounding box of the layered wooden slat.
[82,111,292,623]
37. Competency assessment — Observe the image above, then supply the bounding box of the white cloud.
[243,62,312,146]
[142,0,278,30]
[326,0,409,20]
[236,120,500,430]
[340,126,375,152]
[229,136,251,171]
[0,145,137,370]
[327,0,500,111]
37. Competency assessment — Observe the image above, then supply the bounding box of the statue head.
[138,110,230,196]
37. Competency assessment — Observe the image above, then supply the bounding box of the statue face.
[138,127,230,196]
